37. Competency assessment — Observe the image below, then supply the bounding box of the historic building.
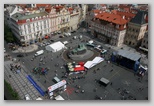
[4,4,85,46]
[124,11,148,48]
[87,9,135,47]
[68,7,80,32]
[11,12,51,46]
[140,31,148,52]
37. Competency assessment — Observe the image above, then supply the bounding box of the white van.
[88,40,93,44]
[34,50,44,56]
[63,41,68,45]
[73,36,77,39]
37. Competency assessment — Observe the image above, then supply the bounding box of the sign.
[48,80,66,92]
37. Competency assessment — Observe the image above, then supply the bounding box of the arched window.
[35,17,38,20]
[26,19,30,22]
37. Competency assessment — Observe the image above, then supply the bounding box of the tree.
[4,24,15,43]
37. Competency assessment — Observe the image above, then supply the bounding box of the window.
[44,20,46,28]
[33,23,35,32]
[26,19,30,23]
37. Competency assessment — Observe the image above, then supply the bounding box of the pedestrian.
[55,70,57,73]
[44,80,46,83]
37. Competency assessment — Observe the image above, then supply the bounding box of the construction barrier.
[26,75,45,96]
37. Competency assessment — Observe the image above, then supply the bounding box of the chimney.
[122,15,125,19]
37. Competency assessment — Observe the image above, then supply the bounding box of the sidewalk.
[12,44,38,53]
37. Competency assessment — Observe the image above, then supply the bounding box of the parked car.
[59,35,64,38]
[50,40,55,42]
[17,54,24,57]
[58,31,61,34]
[79,35,83,39]
[67,33,71,36]
[73,36,77,39]
[64,33,68,37]
[63,41,69,45]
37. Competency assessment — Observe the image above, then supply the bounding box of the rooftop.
[95,12,128,25]
[130,11,147,25]
[12,12,48,20]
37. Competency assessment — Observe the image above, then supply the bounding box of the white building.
[11,11,51,46]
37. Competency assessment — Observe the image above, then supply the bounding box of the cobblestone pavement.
[12,44,38,53]
[4,60,45,100]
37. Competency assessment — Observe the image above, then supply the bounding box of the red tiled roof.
[54,5,63,9]
[95,12,128,25]
[36,4,51,8]
[45,8,51,13]
[116,11,136,18]
[93,9,101,14]
[119,4,131,8]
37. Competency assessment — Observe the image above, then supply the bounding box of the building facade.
[124,11,148,48]
[11,12,51,46]
[4,4,84,46]
[88,10,134,47]
[69,7,80,32]
[140,31,148,51]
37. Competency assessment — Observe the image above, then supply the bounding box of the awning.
[84,57,104,69]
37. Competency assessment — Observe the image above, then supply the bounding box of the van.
[63,41,68,45]
[53,77,60,83]
[88,40,93,44]
[34,50,44,57]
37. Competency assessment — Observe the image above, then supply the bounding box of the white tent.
[84,57,104,69]
[45,41,65,52]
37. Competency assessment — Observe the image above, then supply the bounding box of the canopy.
[84,57,104,69]
[117,50,141,61]
[45,41,65,52]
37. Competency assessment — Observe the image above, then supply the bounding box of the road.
[4,28,148,100]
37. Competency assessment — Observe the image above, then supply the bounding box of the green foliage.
[4,24,15,43]
[4,80,20,100]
